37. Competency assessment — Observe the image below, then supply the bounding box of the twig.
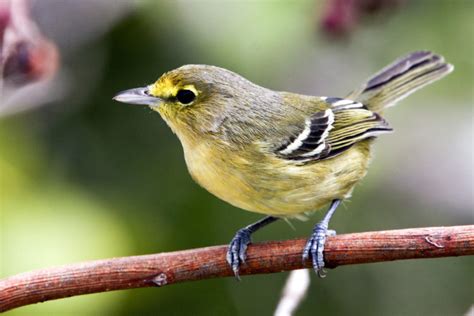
[1,225,473,312]
[274,269,310,316]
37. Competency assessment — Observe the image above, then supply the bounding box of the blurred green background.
[1,0,473,315]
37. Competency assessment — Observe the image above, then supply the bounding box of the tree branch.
[1,225,473,312]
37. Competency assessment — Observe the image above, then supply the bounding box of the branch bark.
[1,225,473,312]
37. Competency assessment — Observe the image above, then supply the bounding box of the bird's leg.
[302,199,341,277]
[226,216,279,279]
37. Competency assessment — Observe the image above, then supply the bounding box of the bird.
[113,51,453,278]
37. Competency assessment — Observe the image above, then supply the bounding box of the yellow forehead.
[148,77,198,99]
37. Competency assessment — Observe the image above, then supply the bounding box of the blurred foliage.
[1,0,473,315]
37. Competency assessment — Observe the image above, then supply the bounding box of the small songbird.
[114,51,453,277]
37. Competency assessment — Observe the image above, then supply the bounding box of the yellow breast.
[179,134,373,218]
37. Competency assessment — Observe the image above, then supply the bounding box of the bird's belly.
[184,141,372,217]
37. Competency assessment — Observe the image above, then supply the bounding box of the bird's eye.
[176,89,196,104]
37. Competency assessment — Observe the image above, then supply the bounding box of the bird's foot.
[226,227,252,279]
[302,222,336,278]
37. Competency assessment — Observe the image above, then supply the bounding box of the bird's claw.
[226,228,252,279]
[302,222,336,277]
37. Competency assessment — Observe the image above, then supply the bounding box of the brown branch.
[1,225,473,312]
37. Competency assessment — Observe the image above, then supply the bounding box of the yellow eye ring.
[175,84,199,105]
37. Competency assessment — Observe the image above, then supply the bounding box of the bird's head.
[114,64,263,137]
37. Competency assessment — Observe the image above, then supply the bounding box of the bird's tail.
[346,51,453,113]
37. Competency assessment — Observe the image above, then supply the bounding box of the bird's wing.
[274,97,392,163]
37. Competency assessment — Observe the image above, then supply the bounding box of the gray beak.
[113,87,161,106]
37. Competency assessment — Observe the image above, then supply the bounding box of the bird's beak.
[113,87,162,107]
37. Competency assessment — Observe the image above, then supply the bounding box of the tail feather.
[347,51,453,112]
